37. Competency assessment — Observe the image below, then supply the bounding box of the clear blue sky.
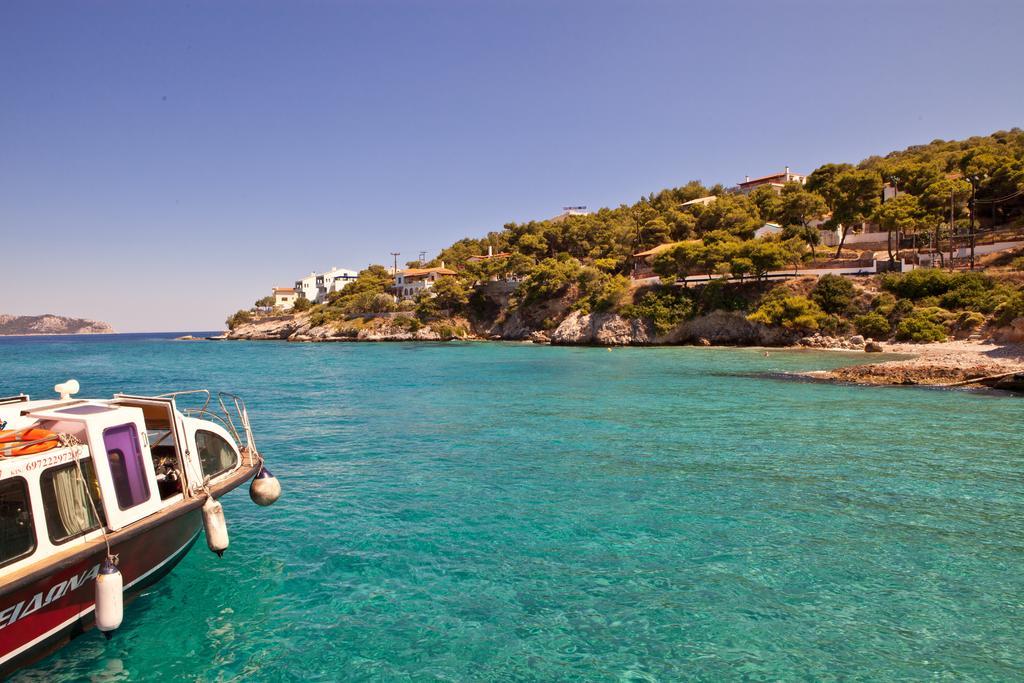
[3,1,1022,332]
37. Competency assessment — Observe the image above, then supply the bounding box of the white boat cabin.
[0,390,250,578]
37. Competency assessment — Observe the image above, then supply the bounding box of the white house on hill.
[393,265,457,300]
[738,168,807,194]
[754,223,784,239]
[294,266,359,303]
[273,287,297,310]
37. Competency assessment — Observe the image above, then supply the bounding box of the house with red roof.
[737,167,807,194]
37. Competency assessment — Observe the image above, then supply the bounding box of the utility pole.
[946,187,954,270]
[968,177,977,271]
[390,252,400,275]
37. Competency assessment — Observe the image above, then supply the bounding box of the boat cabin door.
[113,395,193,500]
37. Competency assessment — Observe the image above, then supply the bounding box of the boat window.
[195,430,239,479]
[0,477,35,568]
[103,423,151,510]
[41,460,104,544]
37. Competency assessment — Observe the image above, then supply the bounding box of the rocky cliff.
[227,307,818,347]
[226,313,476,342]
[548,310,801,346]
[0,314,114,336]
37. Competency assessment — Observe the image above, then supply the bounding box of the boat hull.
[0,464,257,676]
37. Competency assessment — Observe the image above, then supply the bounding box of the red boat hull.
[0,459,258,677]
[0,509,201,676]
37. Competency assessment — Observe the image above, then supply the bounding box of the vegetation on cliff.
[229,130,1024,343]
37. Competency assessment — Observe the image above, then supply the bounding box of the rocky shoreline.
[223,312,1024,393]
[801,340,1024,390]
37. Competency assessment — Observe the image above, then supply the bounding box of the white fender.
[95,558,123,636]
[249,466,282,506]
[202,496,229,557]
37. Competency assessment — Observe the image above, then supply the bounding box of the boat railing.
[160,389,259,456]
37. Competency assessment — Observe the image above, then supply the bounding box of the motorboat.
[0,381,281,676]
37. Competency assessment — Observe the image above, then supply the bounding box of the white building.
[548,206,590,223]
[294,266,359,303]
[273,287,297,310]
[680,195,717,208]
[737,167,807,194]
[754,222,784,239]
[295,272,319,302]
[393,265,457,300]
[882,183,899,202]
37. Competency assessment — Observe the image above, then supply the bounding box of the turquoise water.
[3,334,1023,681]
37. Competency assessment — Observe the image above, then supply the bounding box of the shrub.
[854,313,891,340]
[619,287,695,335]
[333,324,360,338]
[747,292,826,332]
[518,257,582,306]
[894,307,951,342]
[890,298,914,321]
[576,268,630,314]
[936,273,999,313]
[394,316,423,332]
[694,280,749,315]
[994,290,1024,327]
[225,309,253,330]
[819,314,850,337]
[291,296,313,312]
[811,274,855,314]
[342,291,396,315]
[307,308,328,328]
[432,322,468,339]
[953,311,985,332]
[870,292,897,316]
[880,268,955,299]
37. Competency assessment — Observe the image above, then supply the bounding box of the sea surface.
[2,333,1022,681]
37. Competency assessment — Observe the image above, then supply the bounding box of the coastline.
[222,312,1024,393]
[799,340,1024,390]
[0,330,115,337]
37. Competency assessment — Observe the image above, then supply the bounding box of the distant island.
[0,314,114,336]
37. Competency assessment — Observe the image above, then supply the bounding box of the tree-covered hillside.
[229,130,1024,344]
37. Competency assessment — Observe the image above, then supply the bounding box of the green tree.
[872,193,925,262]
[430,276,469,313]
[328,265,394,310]
[255,295,275,308]
[920,177,971,267]
[829,169,883,257]
[853,312,891,340]
[778,184,828,231]
[782,224,822,259]
[742,240,793,280]
[518,257,583,306]
[225,309,253,330]
[653,241,705,280]
[748,185,783,223]
[694,194,761,239]
[811,274,856,314]
[291,296,313,312]
[748,291,826,332]
[806,163,855,211]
